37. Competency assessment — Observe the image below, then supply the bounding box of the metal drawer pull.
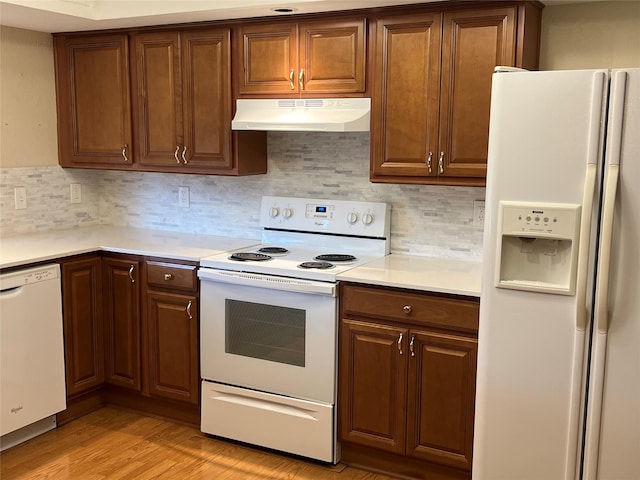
[299,68,304,90]
[426,152,432,173]
[438,152,444,174]
[128,265,135,283]
[409,335,415,357]
[174,145,181,164]
[289,69,295,90]
[397,333,403,355]
[181,145,188,164]
[164,273,173,281]
[403,305,412,314]
[186,300,193,319]
[122,144,128,162]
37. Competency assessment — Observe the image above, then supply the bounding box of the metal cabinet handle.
[289,69,295,90]
[299,68,305,90]
[128,264,135,283]
[426,152,433,173]
[174,145,181,164]
[409,335,415,357]
[397,333,404,355]
[164,273,173,281]
[186,300,193,320]
[403,305,412,314]
[438,152,445,174]
[181,146,188,164]
[122,144,128,162]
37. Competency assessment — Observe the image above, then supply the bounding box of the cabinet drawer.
[341,284,478,333]
[146,261,196,291]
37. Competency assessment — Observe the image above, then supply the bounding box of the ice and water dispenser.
[495,201,581,295]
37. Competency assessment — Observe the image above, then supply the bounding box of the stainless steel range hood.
[231,98,371,132]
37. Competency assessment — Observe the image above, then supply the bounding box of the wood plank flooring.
[0,407,396,479]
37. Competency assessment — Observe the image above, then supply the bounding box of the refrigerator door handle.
[575,71,607,331]
[575,163,597,331]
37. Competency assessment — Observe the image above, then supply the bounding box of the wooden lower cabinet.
[59,252,200,426]
[339,283,479,479]
[102,254,142,391]
[60,254,104,397]
[145,261,199,405]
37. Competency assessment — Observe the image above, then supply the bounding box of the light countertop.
[1,227,482,297]
[336,253,482,298]
[0,226,260,270]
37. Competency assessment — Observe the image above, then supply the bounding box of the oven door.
[198,268,337,404]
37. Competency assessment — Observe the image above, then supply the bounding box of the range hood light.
[231,98,371,132]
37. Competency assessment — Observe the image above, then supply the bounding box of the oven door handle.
[198,268,336,297]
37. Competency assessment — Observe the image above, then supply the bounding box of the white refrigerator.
[473,68,640,480]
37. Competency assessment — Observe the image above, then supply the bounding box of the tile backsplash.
[1,133,485,260]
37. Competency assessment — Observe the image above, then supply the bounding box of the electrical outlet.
[178,186,190,208]
[70,183,82,204]
[14,187,27,210]
[473,200,485,227]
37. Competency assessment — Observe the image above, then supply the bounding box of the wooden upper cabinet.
[236,18,366,96]
[438,7,516,179]
[371,4,539,186]
[371,13,443,179]
[133,28,234,171]
[54,34,133,167]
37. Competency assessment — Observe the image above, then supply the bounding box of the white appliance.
[473,68,640,480]
[231,98,371,132]
[0,264,66,451]
[198,195,390,464]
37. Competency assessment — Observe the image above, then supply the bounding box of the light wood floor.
[0,407,396,479]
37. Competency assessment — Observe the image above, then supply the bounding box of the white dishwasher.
[0,264,66,451]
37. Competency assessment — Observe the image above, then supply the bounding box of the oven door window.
[225,299,305,367]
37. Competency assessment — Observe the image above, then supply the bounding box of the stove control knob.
[347,212,358,224]
[283,208,293,218]
[269,207,280,218]
[362,213,374,225]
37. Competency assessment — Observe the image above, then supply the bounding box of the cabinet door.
[61,256,104,397]
[406,329,477,471]
[299,18,366,94]
[236,23,298,95]
[134,32,183,167]
[438,7,516,179]
[103,257,141,391]
[181,29,232,169]
[371,14,442,179]
[147,291,198,404]
[339,319,408,455]
[54,34,132,167]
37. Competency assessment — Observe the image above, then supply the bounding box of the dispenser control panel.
[500,202,581,238]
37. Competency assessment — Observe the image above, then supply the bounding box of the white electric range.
[198,195,391,464]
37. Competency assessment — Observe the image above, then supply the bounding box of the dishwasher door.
[0,264,66,449]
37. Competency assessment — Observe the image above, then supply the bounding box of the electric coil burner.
[229,252,272,262]
[298,261,335,270]
[314,254,357,263]
[258,246,289,255]
[198,196,391,465]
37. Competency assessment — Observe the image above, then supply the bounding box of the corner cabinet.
[133,29,266,175]
[54,34,133,168]
[60,254,104,397]
[102,254,142,391]
[370,3,542,185]
[235,18,367,96]
[339,283,479,480]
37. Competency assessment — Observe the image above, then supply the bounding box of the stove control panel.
[261,196,391,239]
